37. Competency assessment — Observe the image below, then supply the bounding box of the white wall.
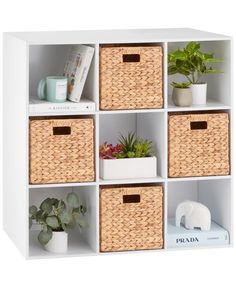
[0,1,235,288]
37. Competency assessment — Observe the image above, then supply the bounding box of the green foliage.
[168,41,223,84]
[29,192,87,246]
[171,82,191,88]
[116,132,153,158]
[67,192,80,208]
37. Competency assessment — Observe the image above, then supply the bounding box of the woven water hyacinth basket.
[100,185,163,252]
[100,45,163,110]
[29,117,95,184]
[168,112,230,177]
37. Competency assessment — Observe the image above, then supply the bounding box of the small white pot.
[172,87,192,107]
[45,231,68,253]
[190,83,207,105]
[100,157,157,180]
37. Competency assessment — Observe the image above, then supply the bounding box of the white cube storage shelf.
[3,28,233,259]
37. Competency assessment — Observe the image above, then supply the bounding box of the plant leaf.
[59,210,72,225]
[186,41,200,53]
[38,230,52,246]
[67,192,80,208]
[168,65,178,75]
[55,200,66,214]
[46,216,59,229]
[171,82,191,88]
[29,205,37,215]
[50,198,59,206]
[35,210,45,222]
[127,151,135,158]
[80,205,87,215]
[171,49,187,60]
[61,223,68,232]
[205,58,223,63]
[40,198,52,214]
[77,218,87,229]
[205,68,223,74]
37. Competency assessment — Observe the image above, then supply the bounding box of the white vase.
[45,231,68,253]
[100,157,157,180]
[190,83,207,105]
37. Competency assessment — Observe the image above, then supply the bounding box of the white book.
[63,45,94,102]
[29,97,95,115]
[167,218,229,248]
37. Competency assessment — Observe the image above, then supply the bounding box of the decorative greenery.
[99,132,153,159]
[171,82,191,89]
[99,142,123,159]
[168,41,223,85]
[29,192,87,246]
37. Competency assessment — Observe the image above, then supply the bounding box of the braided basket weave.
[100,45,163,110]
[29,117,95,184]
[100,185,163,252]
[168,112,230,177]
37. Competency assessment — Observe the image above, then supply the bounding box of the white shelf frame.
[3,28,233,259]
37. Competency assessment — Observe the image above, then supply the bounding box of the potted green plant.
[99,132,157,180]
[29,192,87,253]
[171,81,192,107]
[168,41,222,105]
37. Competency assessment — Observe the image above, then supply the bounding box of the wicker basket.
[29,117,95,184]
[168,112,230,177]
[100,45,163,110]
[100,185,163,252]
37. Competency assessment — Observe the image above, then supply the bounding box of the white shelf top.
[7,28,231,45]
[99,176,165,185]
[167,175,231,182]
[29,182,97,189]
[168,99,231,112]
[29,230,95,259]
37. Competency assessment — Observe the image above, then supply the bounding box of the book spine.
[69,47,94,103]
[29,103,95,114]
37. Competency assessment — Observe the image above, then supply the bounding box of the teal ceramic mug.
[37,76,68,103]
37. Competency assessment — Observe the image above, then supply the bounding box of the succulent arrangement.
[100,132,153,159]
[168,41,222,88]
[29,192,87,246]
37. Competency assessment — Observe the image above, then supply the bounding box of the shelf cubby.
[29,185,98,258]
[167,40,231,110]
[29,43,98,115]
[167,178,232,248]
[99,112,167,181]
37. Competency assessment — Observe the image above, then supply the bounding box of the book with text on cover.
[29,96,95,115]
[63,45,95,102]
[167,218,229,248]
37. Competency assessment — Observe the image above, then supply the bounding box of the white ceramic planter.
[45,231,68,253]
[190,83,207,105]
[100,157,157,180]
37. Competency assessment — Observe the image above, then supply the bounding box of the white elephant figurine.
[176,200,211,231]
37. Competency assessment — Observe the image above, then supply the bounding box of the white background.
[0,0,235,287]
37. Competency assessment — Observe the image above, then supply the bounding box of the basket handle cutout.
[53,126,71,135]
[190,121,207,130]
[123,194,140,203]
[122,54,140,62]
